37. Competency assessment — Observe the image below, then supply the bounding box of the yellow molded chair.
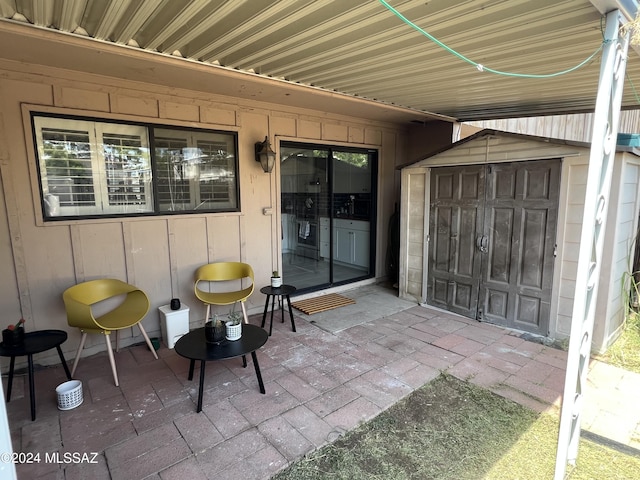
[63,279,158,387]
[194,262,255,324]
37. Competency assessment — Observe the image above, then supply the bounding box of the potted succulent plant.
[271,270,282,288]
[205,314,226,344]
[3,318,25,346]
[225,311,242,341]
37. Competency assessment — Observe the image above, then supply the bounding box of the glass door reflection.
[280,145,330,291]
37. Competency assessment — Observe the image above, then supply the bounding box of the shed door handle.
[476,235,488,253]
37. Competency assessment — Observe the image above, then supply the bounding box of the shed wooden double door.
[428,159,560,335]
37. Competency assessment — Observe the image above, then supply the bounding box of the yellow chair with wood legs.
[194,262,255,324]
[63,279,158,387]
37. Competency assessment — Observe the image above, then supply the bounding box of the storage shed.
[399,130,640,353]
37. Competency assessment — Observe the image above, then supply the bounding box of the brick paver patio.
[3,290,638,479]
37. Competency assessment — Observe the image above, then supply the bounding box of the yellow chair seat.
[194,262,255,324]
[63,278,158,386]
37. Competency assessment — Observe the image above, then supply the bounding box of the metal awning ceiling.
[0,0,638,123]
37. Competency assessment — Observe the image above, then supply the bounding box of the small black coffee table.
[260,285,297,336]
[174,324,268,412]
[0,329,72,421]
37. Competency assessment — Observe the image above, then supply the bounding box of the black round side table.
[174,325,268,412]
[0,329,72,421]
[260,284,297,336]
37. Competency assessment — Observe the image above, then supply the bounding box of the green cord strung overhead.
[377,0,606,79]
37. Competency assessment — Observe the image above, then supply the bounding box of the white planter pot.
[271,277,282,288]
[226,321,242,341]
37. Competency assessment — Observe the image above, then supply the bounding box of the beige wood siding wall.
[0,60,408,366]
[464,110,640,142]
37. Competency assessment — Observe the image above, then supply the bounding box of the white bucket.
[56,380,83,410]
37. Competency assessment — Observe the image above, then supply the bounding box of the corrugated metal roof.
[1,0,639,122]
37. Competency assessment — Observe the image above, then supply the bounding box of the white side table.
[158,303,190,349]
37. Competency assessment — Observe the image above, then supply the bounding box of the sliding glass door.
[331,149,374,284]
[280,145,330,290]
[280,142,376,293]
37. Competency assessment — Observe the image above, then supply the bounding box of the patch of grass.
[272,375,640,480]
[487,413,640,480]
[595,311,640,375]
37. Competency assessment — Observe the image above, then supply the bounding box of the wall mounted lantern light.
[255,136,276,173]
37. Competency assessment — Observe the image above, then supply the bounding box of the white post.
[554,9,630,479]
[0,381,17,479]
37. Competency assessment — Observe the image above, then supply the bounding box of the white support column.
[554,9,630,479]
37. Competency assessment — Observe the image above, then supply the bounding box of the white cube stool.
[158,303,190,349]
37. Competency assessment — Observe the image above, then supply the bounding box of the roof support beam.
[554,8,630,479]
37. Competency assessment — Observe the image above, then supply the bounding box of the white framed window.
[34,116,152,217]
[31,114,239,220]
[153,128,238,212]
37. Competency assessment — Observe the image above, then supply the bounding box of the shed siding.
[422,136,582,168]
[593,159,640,352]
[406,172,427,300]
[555,160,587,337]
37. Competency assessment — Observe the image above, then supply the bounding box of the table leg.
[188,359,195,381]
[251,351,266,394]
[269,294,276,336]
[197,360,206,413]
[28,354,35,421]
[286,295,297,332]
[261,294,270,328]
[242,355,247,368]
[280,295,285,323]
[56,345,72,380]
[5,356,15,402]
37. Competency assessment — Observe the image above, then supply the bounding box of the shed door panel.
[428,166,485,318]
[480,160,560,334]
[429,160,559,335]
